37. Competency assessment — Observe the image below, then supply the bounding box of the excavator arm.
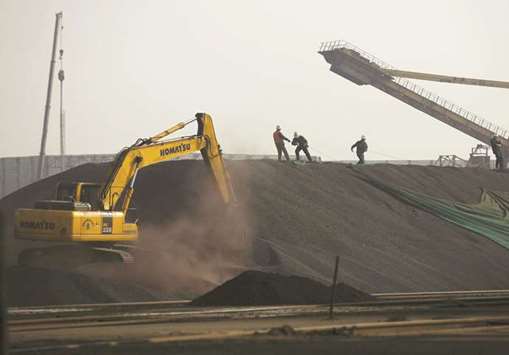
[100,113,233,214]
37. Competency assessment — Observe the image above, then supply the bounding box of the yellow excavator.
[15,113,234,267]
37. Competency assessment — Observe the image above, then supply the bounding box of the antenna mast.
[37,12,63,179]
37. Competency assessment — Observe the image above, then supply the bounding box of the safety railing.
[433,155,469,168]
[319,40,509,139]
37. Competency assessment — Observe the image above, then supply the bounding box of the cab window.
[80,185,101,210]
[56,184,77,201]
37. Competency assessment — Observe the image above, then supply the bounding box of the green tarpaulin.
[360,174,509,250]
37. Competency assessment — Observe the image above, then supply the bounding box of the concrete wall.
[0,155,115,199]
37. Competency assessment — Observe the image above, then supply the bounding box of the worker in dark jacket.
[490,135,504,170]
[351,135,368,165]
[292,132,312,162]
[273,125,291,161]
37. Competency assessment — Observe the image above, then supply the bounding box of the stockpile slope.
[2,160,509,306]
[231,161,509,292]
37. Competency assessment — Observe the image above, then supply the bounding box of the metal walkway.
[319,40,509,151]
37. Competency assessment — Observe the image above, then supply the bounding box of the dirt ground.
[15,336,509,355]
[9,300,509,354]
[2,160,509,306]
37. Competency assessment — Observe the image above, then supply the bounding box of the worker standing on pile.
[351,135,368,165]
[490,135,504,170]
[292,132,312,162]
[273,125,291,161]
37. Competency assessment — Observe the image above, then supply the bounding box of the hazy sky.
[1,0,509,160]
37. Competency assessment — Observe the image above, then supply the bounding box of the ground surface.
[9,296,509,355]
[2,160,509,306]
[14,336,509,355]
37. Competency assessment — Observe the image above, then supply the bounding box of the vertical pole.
[57,17,65,173]
[59,86,65,156]
[329,255,340,319]
[37,12,63,179]
[58,46,65,159]
[60,111,66,172]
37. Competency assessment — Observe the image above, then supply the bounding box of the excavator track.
[17,244,134,270]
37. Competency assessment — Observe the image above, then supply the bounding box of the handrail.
[319,40,509,139]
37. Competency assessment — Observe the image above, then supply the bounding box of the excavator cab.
[32,182,103,212]
[55,182,102,210]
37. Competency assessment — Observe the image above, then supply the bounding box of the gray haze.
[1,0,508,160]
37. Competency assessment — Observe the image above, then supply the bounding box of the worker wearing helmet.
[273,125,291,161]
[292,132,312,162]
[490,135,504,170]
[351,135,368,165]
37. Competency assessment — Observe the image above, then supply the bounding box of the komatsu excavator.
[15,113,234,267]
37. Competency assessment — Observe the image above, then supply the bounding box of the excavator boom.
[101,113,232,213]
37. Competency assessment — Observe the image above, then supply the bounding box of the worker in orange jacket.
[273,125,291,161]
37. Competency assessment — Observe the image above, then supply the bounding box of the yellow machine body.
[15,209,138,242]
